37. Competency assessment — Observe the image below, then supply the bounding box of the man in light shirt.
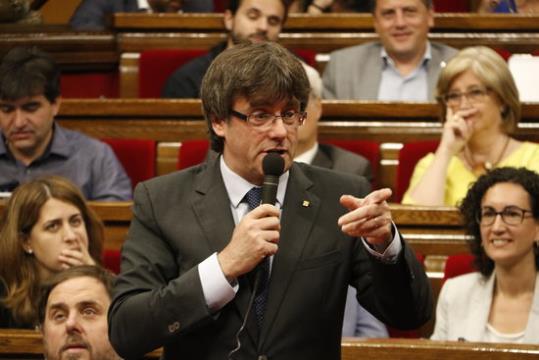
[323,0,457,101]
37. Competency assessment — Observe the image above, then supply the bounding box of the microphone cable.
[227,273,262,360]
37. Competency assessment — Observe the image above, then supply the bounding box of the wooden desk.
[0,28,117,72]
[2,329,539,360]
[114,13,539,32]
[341,338,539,360]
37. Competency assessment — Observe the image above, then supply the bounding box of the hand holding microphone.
[218,153,284,280]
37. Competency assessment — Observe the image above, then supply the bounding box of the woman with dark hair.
[0,176,103,328]
[431,167,539,343]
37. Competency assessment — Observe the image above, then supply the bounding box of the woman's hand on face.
[440,107,477,154]
[58,238,96,269]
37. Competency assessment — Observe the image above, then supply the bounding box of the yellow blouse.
[402,142,539,206]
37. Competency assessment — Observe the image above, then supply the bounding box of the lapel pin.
[302,200,310,207]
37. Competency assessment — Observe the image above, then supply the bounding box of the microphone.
[227,153,285,359]
[261,152,285,205]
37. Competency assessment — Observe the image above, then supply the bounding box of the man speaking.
[108,42,432,359]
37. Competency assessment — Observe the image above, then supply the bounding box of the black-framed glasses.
[230,109,306,131]
[476,206,534,226]
[442,87,490,106]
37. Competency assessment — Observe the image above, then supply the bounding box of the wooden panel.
[2,329,539,359]
[114,13,539,32]
[0,30,117,72]
[116,31,539,54]
[341,338,539,360]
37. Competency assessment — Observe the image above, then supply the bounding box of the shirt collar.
[47,124,71,158]
[380,41,432,68]
[294,142,319,165]
[220,155,289,208]
[0,124,68,160]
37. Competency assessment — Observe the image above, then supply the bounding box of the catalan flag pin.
[302,200,310,207]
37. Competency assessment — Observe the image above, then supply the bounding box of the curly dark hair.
[459,167,539,277]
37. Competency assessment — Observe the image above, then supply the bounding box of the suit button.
[168,321,180,333]
[258,356,268,360]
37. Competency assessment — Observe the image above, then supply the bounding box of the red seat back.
[139,49,207,98]
[395,140,439,203]
[139,48,318,98]
[101,138,156,189]
[443,253,475,284]
[103,249,121,274]
[61,72,118,98]
[177,139,211,170]
[433,0,470,12]
[322,139,380,188]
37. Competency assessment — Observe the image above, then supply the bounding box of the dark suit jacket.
[69,0,213,30]
[108,158,432,359]
[312,143,372,183]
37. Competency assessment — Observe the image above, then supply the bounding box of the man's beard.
[230,31,269,46]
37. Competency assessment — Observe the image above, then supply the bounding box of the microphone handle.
[261,175,279,205]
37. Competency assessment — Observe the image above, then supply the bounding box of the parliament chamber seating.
[139,49,207,98]
[395,140,440,203]
[442,253,476,284]
[101,138,157,189]
[136,48,317,98]
[2,330,539,359]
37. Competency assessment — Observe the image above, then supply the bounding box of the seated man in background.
[70,0,214,30]
[322,0,457,101]
[161,0,288,98]
[296,63,388,338]
[0,46,132,201]
[38,265,121,360]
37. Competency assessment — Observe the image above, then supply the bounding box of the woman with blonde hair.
[0,176,103,328]
[402,46,539,206]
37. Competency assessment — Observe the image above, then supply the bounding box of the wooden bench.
[113,13,539,32]
[2,329,539,360]
[55,99,539,192]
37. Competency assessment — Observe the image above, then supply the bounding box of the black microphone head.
[262,152,285,177]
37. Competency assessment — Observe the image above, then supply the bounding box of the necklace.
[463,135,511,175]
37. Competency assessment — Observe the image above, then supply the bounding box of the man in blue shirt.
[0,46,132,201]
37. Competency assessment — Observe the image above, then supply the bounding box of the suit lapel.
[311,147,333,169]
[464,274,495,341]
[524,273,539,342]
[190,158,260,343]
[358,44,383,100]
[259,164,320,348]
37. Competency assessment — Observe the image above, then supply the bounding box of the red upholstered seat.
[443,253,475,284]
[177,139,211,170]
[61,73,118,98]
[101,138,156,189]
[139,49,207,98]
[322,139,380,188]
[139,48,318,98]
[433,0,470,12]
[103,249,121,274]
[395,140,439,203]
